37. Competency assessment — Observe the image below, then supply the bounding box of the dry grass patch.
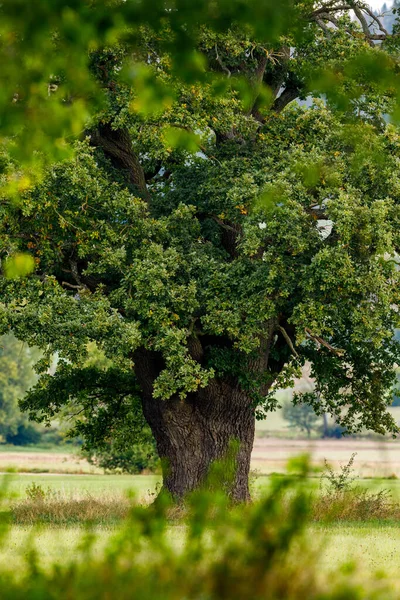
[311,453,400,523]
[11,483,132,526]
[312,487,398,522]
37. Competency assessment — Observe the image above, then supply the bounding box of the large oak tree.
[1,1,400,500]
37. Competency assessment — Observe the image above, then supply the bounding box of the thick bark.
[134,350,255,502]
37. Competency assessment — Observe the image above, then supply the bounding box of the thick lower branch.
[90,123,150,200]
[272,84,301,114]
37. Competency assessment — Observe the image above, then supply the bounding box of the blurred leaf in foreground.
[2,254,35,279]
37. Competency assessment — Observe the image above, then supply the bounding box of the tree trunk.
[153,385,254,502]
[322,413,329,438]
[134,351,255,502]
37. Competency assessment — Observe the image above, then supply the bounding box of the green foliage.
[0,1,399,184]
[323,452,357,494]
[83,427,159,474]
[392,367,400,406]
[0,0,301,182]
[25,342,160,470]
[2,254,35,279]
[25,482,46,503]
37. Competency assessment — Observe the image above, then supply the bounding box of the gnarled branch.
[90,124,150,200]
[305,327,345,356]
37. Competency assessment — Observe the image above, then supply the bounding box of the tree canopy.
[1,1,400,499]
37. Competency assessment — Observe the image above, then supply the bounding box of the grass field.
[5,470,400,502]
[2,502,400,589]
[3,473,160,502]
[3,523,400,581]
[2,437,400,591]
[318,523,400,579]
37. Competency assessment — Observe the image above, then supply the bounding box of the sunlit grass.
[4,473,160,502]
[2,520,400,589]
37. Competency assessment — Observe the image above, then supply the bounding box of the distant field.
[252,437,400,477]
[0,444,78,454]
[0,446,101,475]
[3,434,400,478]
[252,403,400,477]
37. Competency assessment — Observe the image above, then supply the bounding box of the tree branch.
[90,124,150,201]
[277,325,299,358]
[305,328,345,356]
[271,83,301,113]
[214,43,231,78]
[61,281,81,290]
[350,2,376,47]
[311,1,390,46]
[69,259,90,292]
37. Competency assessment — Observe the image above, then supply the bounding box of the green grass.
[6,471,400,503]
[1,522,400,587]
[0,526,106,572]
[1,472,400,593]
[315,524,400,584]
[3,458,400,590]
[3,473,161,501]
[0,444,80,454]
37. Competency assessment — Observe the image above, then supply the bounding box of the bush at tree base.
[84,430,159,474]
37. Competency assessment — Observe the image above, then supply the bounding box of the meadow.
[1,448,400,584]
[2,416,400,595]
[0,468,400,600]
[4,520,400,585]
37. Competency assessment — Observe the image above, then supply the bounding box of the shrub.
[322,423,346,439]
[83,431,159,474]
[313,454,398,522]
[5,423,42,446]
